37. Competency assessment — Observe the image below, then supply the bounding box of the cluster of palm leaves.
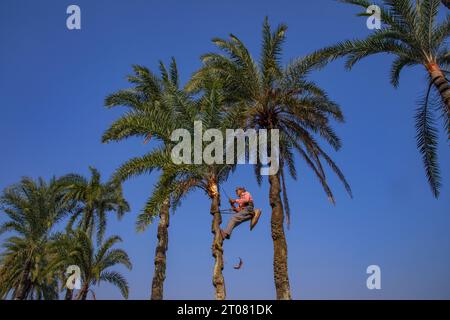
[0,0,447,300]
[316,0,449,197]
[0,170,132,300]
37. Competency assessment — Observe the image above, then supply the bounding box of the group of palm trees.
[0,170,131,299]
[1,0,448,300]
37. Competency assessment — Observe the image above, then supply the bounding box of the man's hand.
[229,198,235,206]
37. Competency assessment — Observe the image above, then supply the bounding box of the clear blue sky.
[0,0,449,299]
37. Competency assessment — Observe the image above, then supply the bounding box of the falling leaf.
[233,257,243,270]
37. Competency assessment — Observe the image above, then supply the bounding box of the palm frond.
[415,80,441,197]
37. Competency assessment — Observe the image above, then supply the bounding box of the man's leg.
[222,210,252,239]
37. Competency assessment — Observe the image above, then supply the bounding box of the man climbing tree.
[220,187,261,240]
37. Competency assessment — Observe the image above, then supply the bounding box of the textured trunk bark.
[13,259,32,300]
[150,199,170,300]
[209,182,226,300]
[77,282,89,300]
[64,288,73,300]
[426,63,450,116]
[268,173,291,300]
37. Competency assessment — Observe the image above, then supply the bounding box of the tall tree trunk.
[268,173,291,300]
[77,282,89,300]
[13,258,32,300]
[426,63,450,116]
[151,199,170,300]
[209,182,226,300]
[64,288,73,300]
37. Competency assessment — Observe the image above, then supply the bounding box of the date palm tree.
[187,17,352,299]
[47,230,82,300]
[128,84,241,300]
[0,177,73,299]
[69,230,132,300]
[0,245,60,300]
[102,59,195,299]
[146,164,231,300]
[104,68,240,299]
[61,167,130,242]
[317,0,449,197]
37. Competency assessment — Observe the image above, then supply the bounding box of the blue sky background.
[0,0,449,299]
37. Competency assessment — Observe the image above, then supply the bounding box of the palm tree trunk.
[13,259,32,300]
[426,63,450,115]
[77,282,89,300]
[209,182,226,300]
[150,198,170,300]
[64,288,73,300]
[268,173,291,300]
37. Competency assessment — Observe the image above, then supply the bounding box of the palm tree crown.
[70,230,132,300]
[0,177,73,299]
[188,16,352,224]
[61,167,130,242]
[317,0,449,197]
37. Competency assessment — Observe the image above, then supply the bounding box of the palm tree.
[61,167,130,242]
[131,86,240,300]
[102,59,195,299]
[47,230,81,300]
[104,68,240,299]
[0,245,60,300]
[68,230,132,300]
[150,166,231,300]
[317,0,449,197]
[0,177,73,299]
[187,17,352,299]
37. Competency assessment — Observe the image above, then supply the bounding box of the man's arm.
[229,198,238,211]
